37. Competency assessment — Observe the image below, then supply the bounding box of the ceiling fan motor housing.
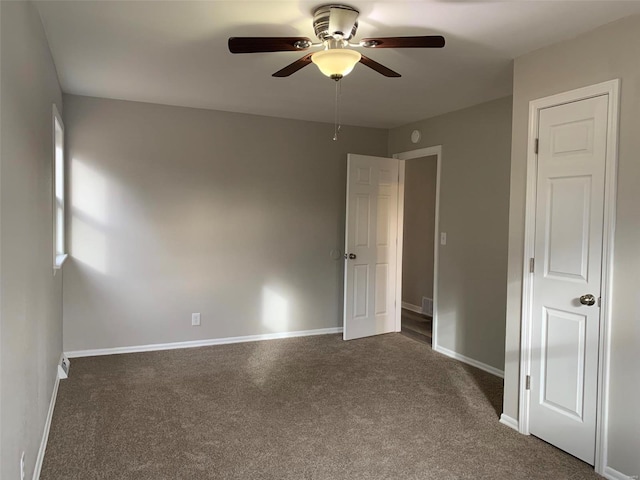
[227,5,444,79]
[313,4,359,41]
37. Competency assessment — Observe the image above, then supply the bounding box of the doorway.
[341,148,442,345]
[394,146,442,348]
[398,154,438,345]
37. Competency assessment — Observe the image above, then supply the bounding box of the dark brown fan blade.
[361,36,445,49]
[272,54,314,77]
[228,37,312,54]
[359,55,401,78]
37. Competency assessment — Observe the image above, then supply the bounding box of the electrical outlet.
[191,313,201,326]
[20,451,25,480]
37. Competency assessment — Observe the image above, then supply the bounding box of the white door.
[343,154,399,340]
[529,95,608,464]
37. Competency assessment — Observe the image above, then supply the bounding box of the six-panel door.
[343,154,399,341]
[529,95,608,464]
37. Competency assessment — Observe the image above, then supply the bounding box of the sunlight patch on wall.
[261,286,289,333]
[71,158,109,223]
[72,217,107,274]
[70,158,110,274]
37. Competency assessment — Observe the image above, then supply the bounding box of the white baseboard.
[57,353,70,379]
[433,344,504,378]
[401,302,423,314]
[499,414,519,431]
[603,466,636,480]
[32,368,63,480]
[66,326,344,358]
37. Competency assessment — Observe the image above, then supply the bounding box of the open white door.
[529,95,608,464]
[343,154,399,340]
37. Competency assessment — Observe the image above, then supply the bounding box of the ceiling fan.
[228,4,445,80]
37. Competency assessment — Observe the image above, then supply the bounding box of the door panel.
[541,307,586,419]
[375,263,388,315]
[529,94,608,464]
[355,195,371,247]
[377,195,390,245]
[551,118,595,157]
[344,154,398,340]
[353,265,369,319]
[545,176,591,281]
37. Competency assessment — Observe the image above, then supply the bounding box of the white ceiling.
[35,1,640,129]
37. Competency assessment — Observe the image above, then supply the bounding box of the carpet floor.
[41,333,601,479]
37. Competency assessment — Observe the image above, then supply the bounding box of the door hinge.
[529,257,535,273]
[526,375,531,390]
[534,138,539,154]
[598,296,602,307]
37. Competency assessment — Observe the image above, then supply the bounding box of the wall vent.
[422,297,433,317]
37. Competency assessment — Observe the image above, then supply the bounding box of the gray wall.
[62,94,387,352]
[504,14,640,476]
[389,96,513,371]
[0,2,64,479]
[402,155,437,308]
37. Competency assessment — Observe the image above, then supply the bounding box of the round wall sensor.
[411,130,421,144]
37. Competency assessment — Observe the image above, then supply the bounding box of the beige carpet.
[41,333,601,479]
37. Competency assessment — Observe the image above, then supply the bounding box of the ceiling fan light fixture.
[311,49,361,80]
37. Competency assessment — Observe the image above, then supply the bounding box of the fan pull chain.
[333,79,342,141]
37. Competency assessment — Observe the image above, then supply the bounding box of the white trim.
[401,302,422,314]
[54,253,68,270]
[595,79,620,477]
[395,158,406,332]
[499,414,519,431]
[57,353,70,379]
[32,368,62,480]
[603,466,635,480]
[434,344,504,378]
[66,327,343,358]
[393,145,442,350]
[52,103,67,272]
[518,79,620,477]
[343,157,352,339]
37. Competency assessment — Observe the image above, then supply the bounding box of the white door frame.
[393,145,442,349]
[518,79,619,475]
